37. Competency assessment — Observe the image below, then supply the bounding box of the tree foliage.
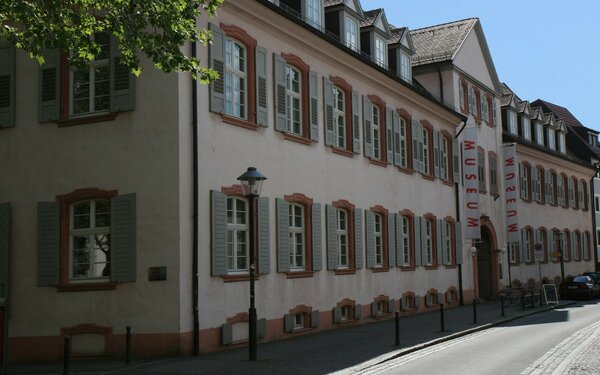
[0,0,223,82]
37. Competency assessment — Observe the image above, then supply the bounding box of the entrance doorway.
[477,227,494,299]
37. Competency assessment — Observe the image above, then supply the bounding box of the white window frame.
[422,127,430,175]
[285,65,302,135]
[444,221,452,265]
[224,37,247,119]
[400,51,411,82]
[226,197,249,273]
[440,136,449,181]
[293,313,305,330]
[536,123,544,146]
[306,0,322,28]
[345,17,358,51]
[289,203,305,270]
[508,111,517,135]
[548,128,556,150]
[522,117,531,140]
[524,229,533,263]
[574,232,581,261]
[374,37,386,67]
[508,242,518,263]
[337,209,349,268]
[425,219,433,265]
[401,215,411,266]
[374,213,383,266]
[372,104,381,159]
[398,117,408,168]
[333,86,346,149]
[480,93,488,122]
[559,133,566,154]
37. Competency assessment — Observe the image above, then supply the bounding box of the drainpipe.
[437,66,444,104]
[191,29,200,356]
[455,120,466,306]
[591,163,600,271]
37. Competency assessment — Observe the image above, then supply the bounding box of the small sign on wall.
[148,266,167,281]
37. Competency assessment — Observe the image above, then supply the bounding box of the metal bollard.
[440,304,445,332]
[500,295,505,317]
[472,299,477,324]
[63,336,70,375]
[125,326,132,364]
[394,311,400,346]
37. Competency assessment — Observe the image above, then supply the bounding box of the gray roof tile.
[360,9,381,27]
[410,18,477,66]
[389,27,407,44]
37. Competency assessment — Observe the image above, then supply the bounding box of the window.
[578,180,585,210]
[459,80,466,112]
[535,123,544,146]
[364,96,388,162]
[338,209,349,267]
[306,0,322,28]
[573,232,581,261]
[374,214,383,266]
[227,197,249,273]
[532,167,543,203]
[521,117,531,140]
[538,228,548,263]
[400,52,411,82]
[284,306,316,332]
[422,126,430,175]
[477,147,486,193]
[492,98,498,126]
[547,128,556,150]
[372,104,381,159]
[0,41,15,128]
[563,231,571,262]
[468,86,477,115]
[39,32,135,124]
[489,152,498,195]
[367,206,393,270]
[424,218,434,265]
[401,293,416,311]
[508,111,518,135]
[439,134,450,181]
[327,201,358,272]
[583,232,591,260]
[519,163,530,200]
[552,231,561,262]
[289,204,305,270]
[546,170,556,205]
[397,115,409,168]
[480,93,489,123]
[595,195,600,212]
[568,177,575,208]
[400,215,411,266]
[333,86,346,149]
[285,66,302,135]
[323,76,356,154]
[508,242,519,264]
[522,228,533,263]
[293,313,305,330]
[38,188,136,289]
[559,133,566,154]
[345,17,358,51]
[224,37,247,119]
[443,220,455,265]
[374,37,386,67]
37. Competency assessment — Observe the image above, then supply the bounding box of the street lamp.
[558,232,565,297]
[237,167,267,362]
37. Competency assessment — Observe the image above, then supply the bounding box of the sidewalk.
[7,299,575,375]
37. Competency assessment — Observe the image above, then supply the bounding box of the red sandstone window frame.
[281,53,312,144]
[284,193,315,278]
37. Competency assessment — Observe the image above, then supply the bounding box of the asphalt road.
[350,301,600,374]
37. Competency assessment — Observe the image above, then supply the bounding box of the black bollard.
[125,326,132,364]
[440,304,445,332]
[394,311,400,346]
[521,291,525,310]
[500,295,505,317]
[472,299,477,324]
[63,336,70,375]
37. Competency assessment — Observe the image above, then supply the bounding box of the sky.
[363,0,600,132]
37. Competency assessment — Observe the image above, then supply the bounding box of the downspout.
[437,66,444,104]
[191,29,200,356]
[455,120,466,306]
[591,164,600,271]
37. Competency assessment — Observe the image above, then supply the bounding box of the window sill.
[334,268,356,275]
[373,313,392,320]
[444,264,457,269]
[535,201,545,205]
[443,181,454,188]
[330,147,354,158]
[422,174,435,181]
[369,158,388,168]
[479,190,488,195]
[370,267,389,273]
[57,113,117,127]
[397,166,414,175]
[400,266,416,271]
[424,265,438,270]
[57,282,118,292]
[337,318,359,326]
[222,115,260,131]
[283,132,313,145]
[285,270,314,279]
[288,327,314,335]
[222,274,260,283]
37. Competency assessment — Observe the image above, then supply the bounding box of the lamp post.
[558,232,565,297]
[237,167,266,362]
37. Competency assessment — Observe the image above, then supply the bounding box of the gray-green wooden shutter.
[571,232,577,260]
[258,197,270,274]
[388,299,395,313]
[420,217,427,264]
[355,208,363,269]
[0,203,10,299]
[111,193,136,282]
[388,213,395,267]
[312,203,322,271]
[38,48,61,122]
[557,176,564,206]
[209,23,225,114]
[401,296,407,311]
[520,229,526,263]
[371,302,377,317]
[414,216,422,266]
[222,324,233,345]
[365,210,375,268]
[284,314,294,333]
[276,198,290,273]
[273,53,287,131]
[414,295,420,309]
[354,304,362,320]
[386,107,393,163]
[309,71,319,141]
[310,310,319,328]
[393,111,402,167]
[0,42,15,128]
[395,213,403,267]
[436,219,443,266]
[363,96,373,158]
[333,307,341,323]
[446,290,452,303]
[452,139,460,183]
[109,36,135,112]
[441,219,448,265]
[37,201,60,286]
[352,91,361,153]
[456,222,463,264]
[433,130,440,178]
[326,204,337,270]
[211,190,227,276]
[323,78,334,146]
[412,120,420,171]
[257,318,267,338]
[519,164,526,199]
[256,46,268,126]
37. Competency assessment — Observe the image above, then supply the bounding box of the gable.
[453,27,496,91]
[401,31,415,53]
[346,0,363,15]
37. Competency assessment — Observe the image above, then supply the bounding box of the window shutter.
[255,46,268,126]
[363,96,373,158]
[557,177,563,206]
[420,217,427,265]
[312,203,322,271]
[519,165,526,198]
[258,197,270,274]
[388,213,395,268]
[222,324,233,345]
[273,53,287,132]
[333,307,341,323]
[352,90,361,154]
[440,135,447,180]
[446,291,452,303]
[418,123,425,173]
[388,299,395,313]
[436,219,443,266]
[257,318,267,338]
[354,304,362,320]
[412,120,420,172]
[393,111,402,167]
[110,193,137,282]
[109,36,135,112]
[355,208,363,269]
[309,71,319,141]
[0,42,15,128]
[520,229,526,263]
[323,78,335,146]
[452,139,460,183]
[37,201,60,286]
[371,302,377,318]
[571,233,576,260]
[365,210,375,268]
[310,310,320,328]
[459,83,464,110]
[276,198,290,273]
[401,296,407,311]
[386,107,393,163]
[0,203,10,299]
[38,48,61,122]
[544,172,551,202]
[414,216,422,266]
[414,295,420,309]
[326,204,338,270]
[455,222,463,264]
[284,314,294,333]
[492,99,497,125]
[441,220,449,265]
[438,292,443,305]
[433,130,440,178]
[208,23,225,114]
[211,190,227,276]
[395,213,403,267]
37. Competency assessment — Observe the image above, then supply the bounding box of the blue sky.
[363,0,600,131]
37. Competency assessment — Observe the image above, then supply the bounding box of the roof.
[410,18,477,66]
[324,0,344,6]
[389,27,407,44]
[531,99,584,128]
[360,9,381,28]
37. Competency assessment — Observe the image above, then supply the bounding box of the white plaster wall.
[195,1,463,329]
[453,29,495,90]
[0,51,183,336]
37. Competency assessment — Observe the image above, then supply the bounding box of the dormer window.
[547,128,556,150]
[345,16,359,51]
[508,110,517,135]
[521,117,531,140]
[535,122,544,146]
[374,37,386,67]
[559,133,566,154]
[400,51,411,82]
[589,133,598,147]
[307,0,322,28]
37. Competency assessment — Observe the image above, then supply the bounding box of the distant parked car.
[583,272,600,285]
[564,275,600,300]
